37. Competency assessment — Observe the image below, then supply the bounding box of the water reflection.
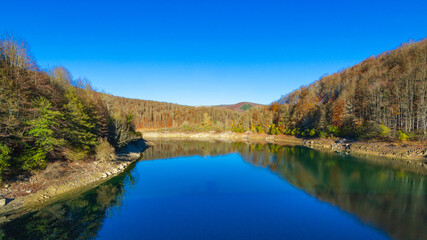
[0,169,135,239]
[240,144,426,240]
[0,140,425,240]
[137,140,426,240]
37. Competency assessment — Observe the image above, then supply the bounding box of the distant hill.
[213,102,265,112]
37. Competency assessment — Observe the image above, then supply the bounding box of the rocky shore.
[0,139,150,222]
[302,138,426,171]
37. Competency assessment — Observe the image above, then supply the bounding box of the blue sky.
[1,0,426,106]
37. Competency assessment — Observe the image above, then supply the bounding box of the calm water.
[1,140,425,240]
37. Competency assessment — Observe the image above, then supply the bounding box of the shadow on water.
[0,140,425,240]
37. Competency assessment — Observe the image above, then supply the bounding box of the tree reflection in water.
[0,170,135,239]
[0,140,425,240]
[142,140,426,240]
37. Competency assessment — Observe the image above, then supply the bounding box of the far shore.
[141,130,427,172]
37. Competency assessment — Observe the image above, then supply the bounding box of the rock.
[0,198,5,206]
[101,173,108,178]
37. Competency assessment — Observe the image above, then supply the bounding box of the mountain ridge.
[212,102,265,112]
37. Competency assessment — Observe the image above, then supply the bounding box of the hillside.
[270,39,427,139]
[0,36,142,181]
[104,95,244,130]
[213,102,265,112]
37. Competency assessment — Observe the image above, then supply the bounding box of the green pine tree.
[22,97,64,170]
[64,89,98,151]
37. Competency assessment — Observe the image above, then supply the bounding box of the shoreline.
[141,131,302,144]
[0,140,150,222]
[1,132,425,221]
[142,131,427,172]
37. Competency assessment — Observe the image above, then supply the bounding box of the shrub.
[110,114,142,149]
[378,124,391,138]
[232,124,245,133]
[328,126,339,137]
[0,144,11,180]
[268,124,281,135]
[65,149,88,161]
[96,138,116,162]
[309,129,316,137]
[291,128,298,135]
[319,131,328,138]
[398,130,409,141]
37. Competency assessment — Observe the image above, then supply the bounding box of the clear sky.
[1,0,426,106]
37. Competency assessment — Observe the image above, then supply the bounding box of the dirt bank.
[142,131,426,172]
[142,131,302,144]
[0,139,150,221]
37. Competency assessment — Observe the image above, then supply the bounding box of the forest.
[272,39,426,140]
[0,35,141,181]
[0,35,425,181]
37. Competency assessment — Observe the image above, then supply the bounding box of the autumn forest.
[112,38,427,140]
[0,35,426,181]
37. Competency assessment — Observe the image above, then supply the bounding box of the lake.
[1,140,425,240]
